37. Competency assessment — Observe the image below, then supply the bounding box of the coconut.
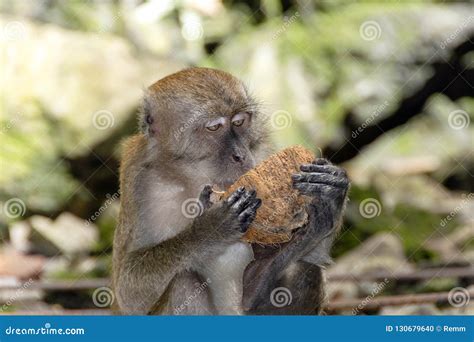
[219,145,315,245]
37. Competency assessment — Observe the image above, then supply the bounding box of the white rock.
[30,213,98,255]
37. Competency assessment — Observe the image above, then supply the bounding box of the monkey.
[112,67,350,315]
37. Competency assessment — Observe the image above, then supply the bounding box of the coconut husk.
[220,145,315,245]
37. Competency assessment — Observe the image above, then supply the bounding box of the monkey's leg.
[245,260,325,315]
[149,271,216,315]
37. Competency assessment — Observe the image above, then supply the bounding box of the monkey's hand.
[291,159,349,257]
[194,185,262,245]
[292,158,349,212]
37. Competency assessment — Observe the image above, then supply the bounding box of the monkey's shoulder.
[120,134,147,166]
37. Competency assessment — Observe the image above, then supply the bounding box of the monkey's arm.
[116,228,205,314]
[243,159,349,314]
[116,186,261,314]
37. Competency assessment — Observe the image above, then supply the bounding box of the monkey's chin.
[214,178,239,191]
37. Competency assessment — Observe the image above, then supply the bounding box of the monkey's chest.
[200,242,253,315]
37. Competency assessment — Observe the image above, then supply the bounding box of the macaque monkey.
[112,67,349,315]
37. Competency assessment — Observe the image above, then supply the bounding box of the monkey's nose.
[232,154,244,163]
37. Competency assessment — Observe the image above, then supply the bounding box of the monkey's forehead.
[146,68,254,117]
[148,67,247,96]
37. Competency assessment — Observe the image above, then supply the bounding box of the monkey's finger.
[293,182,340,197]
[226,186,245,206]
[233,190,257,213]
[238,200,261,230]
[292,173,349,188]
[300,164,345,176]
[245,198,262,216]
[313,158,330,165]
[198,185,213,209]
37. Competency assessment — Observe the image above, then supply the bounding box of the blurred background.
[0,0,472,315]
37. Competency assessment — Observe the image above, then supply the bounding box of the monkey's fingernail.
[300,165,310,171]
[237,186,245,192]
[255,199,262,207]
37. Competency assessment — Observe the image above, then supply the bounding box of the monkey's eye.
[205,118,225,132]
[232,119,244,127]
[232,113,249,127]
[206,123,221,132]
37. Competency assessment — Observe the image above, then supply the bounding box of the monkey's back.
[112,134,148,308]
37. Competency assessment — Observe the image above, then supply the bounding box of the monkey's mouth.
[213,162,254,191]
[213,179,237,192]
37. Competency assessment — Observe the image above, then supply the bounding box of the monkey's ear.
[140,95,157,136]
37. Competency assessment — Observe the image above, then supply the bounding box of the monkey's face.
[199,111,258,188]
[172,102,261,189]
[145,68,268,188]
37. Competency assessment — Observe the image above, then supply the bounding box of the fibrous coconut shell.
[221,145,315,245]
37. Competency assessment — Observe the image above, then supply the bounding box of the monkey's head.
[142,67,269,188]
